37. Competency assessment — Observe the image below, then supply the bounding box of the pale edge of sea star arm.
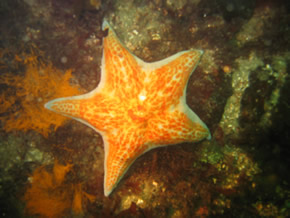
[146,106,210,147]
[102,20,143,101]
[44,93,123,132]
[103,127,147,196]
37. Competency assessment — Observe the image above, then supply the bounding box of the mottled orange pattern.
[45,20,210,196]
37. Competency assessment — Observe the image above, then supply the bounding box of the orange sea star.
[45,20,211,196]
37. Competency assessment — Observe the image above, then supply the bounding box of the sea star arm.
[44,93,124,132]
[141,50,203,113]
[146,109,210,147]
[101,21,143,102]
[104,127,147,196]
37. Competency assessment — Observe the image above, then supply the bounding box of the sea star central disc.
[45,20,211,196]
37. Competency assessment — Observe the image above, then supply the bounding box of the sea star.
[45,20,211,196]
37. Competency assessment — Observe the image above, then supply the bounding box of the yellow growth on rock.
[71,183,96,215]
[24,159,95,217]
[0,45,82,137]
[24,160,73,218]
[72,183,84,214]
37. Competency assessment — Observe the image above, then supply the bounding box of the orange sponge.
[0,45,82,137]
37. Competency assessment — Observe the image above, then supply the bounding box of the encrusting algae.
[24,160,72,218]
[0,45,82,137]
[24,159,96,217]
